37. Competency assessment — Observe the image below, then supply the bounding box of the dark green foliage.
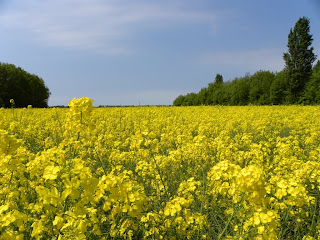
[215,74,223,85]
[0,62,50,107]
[173,95,186,106]
[283,17,317,103]
[313,60,320,73]
[249,71,275,105]
[301,61,320,104]
[206,82,215,105]
[173,71,276,106]
[270,71,288,105]
[173,17,319,106]
[184,92,198,106]
[229,75,250,105]
[197,87,208,105]
[210,74,225,105]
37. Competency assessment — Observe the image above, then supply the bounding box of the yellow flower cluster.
[0,98,320,239]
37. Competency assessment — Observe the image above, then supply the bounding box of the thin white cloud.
[196,48,286,72]
[0,0,220,55]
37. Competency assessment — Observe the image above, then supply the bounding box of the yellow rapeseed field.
[1,97,320,239]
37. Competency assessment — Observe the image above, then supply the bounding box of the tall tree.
[214,74,223,85]
[211,74,224,104]
[283,17,317,103]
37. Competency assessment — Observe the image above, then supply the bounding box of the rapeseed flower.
[0,100,319,238]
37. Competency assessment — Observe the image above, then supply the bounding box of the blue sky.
[1,0,319,106]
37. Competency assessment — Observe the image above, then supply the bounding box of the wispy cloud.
[196,48,286,72]
[1,0,220,55]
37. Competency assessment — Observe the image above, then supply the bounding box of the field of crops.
[1,97,320,239]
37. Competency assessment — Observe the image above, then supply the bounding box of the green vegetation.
[174,17,318,106]
[0,62,50,108]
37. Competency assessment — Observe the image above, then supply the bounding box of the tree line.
[0,62,50,108]
[173,17,319,106]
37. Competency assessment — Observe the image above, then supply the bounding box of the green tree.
[197,87,208,105]
[301,61,320,104]
[301,72,320,104]
[212,87,226,105]
[313,60,320,73]
[283,17,317,103]
[184,92,198,106]
[0,62,50,107]
[270,71,288,105]
[229,75,250,105]
[173,94,186,106]
[205,82,215,105]
[206,74,224,105]
[215,74,223,85]
[211,74,225,105]
[248,71,275,105]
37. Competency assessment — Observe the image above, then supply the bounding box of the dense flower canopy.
[0,98,320,239]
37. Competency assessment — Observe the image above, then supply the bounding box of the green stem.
[218,192,245,240]
[95,150,108,176]
[151,154,169,199]
[3,170,14,202]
